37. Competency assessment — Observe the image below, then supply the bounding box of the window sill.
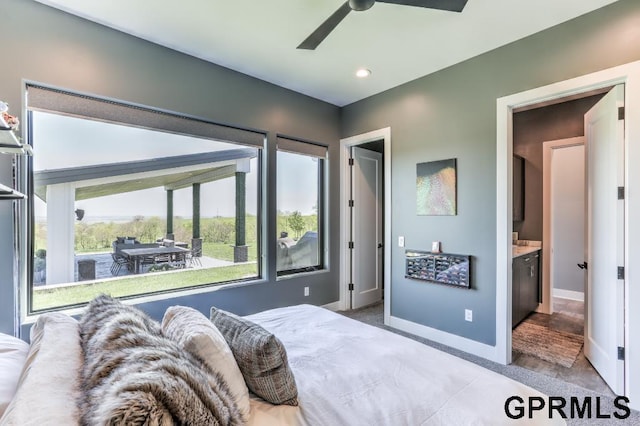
[22,276,267,326]
[276,268,329,281]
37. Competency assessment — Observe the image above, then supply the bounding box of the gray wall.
[3,0,640,344]
[0,0,341,335]
[551,145,586,294]
[513,94,603,241]
[341,0,640,346]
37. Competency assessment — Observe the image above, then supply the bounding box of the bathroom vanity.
[512,246,540,327]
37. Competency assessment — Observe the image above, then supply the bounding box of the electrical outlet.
[304,286,310,297]
[398,236,405,247]
[465,309,473,322]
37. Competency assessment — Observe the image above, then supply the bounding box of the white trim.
[553,289,585,302]
[496,61,640,408]
[541,137,584,315]
[21,276,270,326]
[388,315,498,360]
[339,128,391,325]
[321,301,341,311]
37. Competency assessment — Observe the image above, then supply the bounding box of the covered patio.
[34,148,257,285]
[85,252,234,281]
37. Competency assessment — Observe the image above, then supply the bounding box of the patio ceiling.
[73,164,237,201]
[34,149,256,201]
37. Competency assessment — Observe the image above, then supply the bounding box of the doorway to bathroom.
[509,86,623,396]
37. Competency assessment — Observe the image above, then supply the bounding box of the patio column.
[166,189,174,240]
[233,159,250,263]
[191,183,202,257]
[45,182,76,285]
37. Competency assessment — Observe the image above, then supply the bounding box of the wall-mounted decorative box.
[405,250,470,288]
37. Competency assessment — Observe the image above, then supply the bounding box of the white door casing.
[351,146,383,309]
[584,84,625,395]
[498,60,640,408]
[339,127,391,321]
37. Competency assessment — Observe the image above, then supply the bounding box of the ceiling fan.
[297,0,469,50]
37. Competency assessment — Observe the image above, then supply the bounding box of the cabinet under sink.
[512,249,540,327]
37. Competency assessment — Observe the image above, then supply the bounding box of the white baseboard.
[388,315,499,362]
[321,301,341,311]
[553,288,584,302]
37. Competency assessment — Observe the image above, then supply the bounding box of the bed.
[245,304,565,425]
[0,301,565,425]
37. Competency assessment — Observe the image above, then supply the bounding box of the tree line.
[35,212,316,253]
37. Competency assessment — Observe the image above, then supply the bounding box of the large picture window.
[276,137,326,275]
[26,85,263,312]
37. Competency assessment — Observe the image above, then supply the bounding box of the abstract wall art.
[416,158,457,215]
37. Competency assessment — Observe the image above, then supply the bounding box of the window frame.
[275,137,328,277]
[21,83,266,315]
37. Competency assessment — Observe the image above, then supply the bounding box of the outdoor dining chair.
[186,248,202,268]
[110,253,130,276]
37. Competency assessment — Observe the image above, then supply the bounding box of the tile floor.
[512,297,614,396]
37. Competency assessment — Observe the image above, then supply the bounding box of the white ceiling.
[34,0,619,107]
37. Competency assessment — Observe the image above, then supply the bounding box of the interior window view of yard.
[31,111,263,311]
[276,150,323,275]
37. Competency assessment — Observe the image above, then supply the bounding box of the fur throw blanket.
[78,295,243,426]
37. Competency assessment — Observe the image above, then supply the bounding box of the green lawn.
[32,263,258,311]
[202,242,258,262]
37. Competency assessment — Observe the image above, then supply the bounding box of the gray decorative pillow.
[210,307,298,406]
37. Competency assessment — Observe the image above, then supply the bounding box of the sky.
[32,111,319,221]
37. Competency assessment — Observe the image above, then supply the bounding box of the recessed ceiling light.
[355,68,371,78]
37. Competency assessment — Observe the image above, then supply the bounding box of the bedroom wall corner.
[340,0,640,359]
[1,0,342,335]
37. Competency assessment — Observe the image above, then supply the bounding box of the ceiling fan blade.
[377,0,468,12]
[297,2,352,50]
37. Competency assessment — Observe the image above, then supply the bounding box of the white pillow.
[0,333,29,418]
[162,306,251,421]
[0,313,82,425]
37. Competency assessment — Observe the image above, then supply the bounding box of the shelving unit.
[0,115,32,155]
[0,114,29,200]
[0,182,25,200]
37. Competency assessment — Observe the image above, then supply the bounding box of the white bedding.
[245,304,565,426]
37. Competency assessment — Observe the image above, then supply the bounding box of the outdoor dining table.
[120,246,190,274]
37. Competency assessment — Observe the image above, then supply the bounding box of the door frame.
[541,137,585,314]
[496,61,640,405]
[339,128,391,321]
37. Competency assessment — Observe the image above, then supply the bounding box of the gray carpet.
[340,302,640,426]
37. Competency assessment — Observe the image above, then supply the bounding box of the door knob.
[377,243,383,249]
[577,262,588,270]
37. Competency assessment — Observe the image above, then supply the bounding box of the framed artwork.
[416,158,457,215]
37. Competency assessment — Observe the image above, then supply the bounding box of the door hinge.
[618,266,625,280]
[348,241,354,249]
[618,187,625,200]
[348,283,354,291]
[348,158,354,166]
[618,106,625,120]
[348,199,354,207]
[618,346,625,361]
